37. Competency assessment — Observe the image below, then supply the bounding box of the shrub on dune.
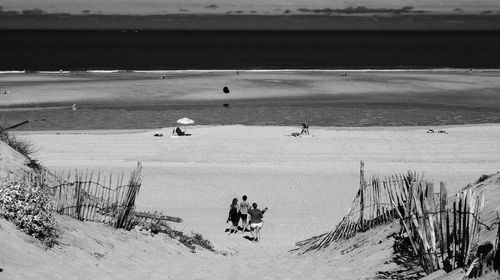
[0,182,58,247]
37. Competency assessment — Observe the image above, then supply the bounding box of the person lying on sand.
[174,127,186,136]
[248,203,268,241]
[226,198,240,235]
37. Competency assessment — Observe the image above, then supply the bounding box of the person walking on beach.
[239,195,250,232]
[226,198,240,235]
[248,203,268,241]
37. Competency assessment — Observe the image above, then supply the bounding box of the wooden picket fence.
[400,182,484,274]
[296,161,421,251]
[296,161,486,275]
[4,167,53,187]
[50,162,143,229]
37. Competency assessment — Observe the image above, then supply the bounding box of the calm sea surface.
[4,98,500,130]
[1,31,500,70]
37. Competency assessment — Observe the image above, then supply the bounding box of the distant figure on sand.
[248,203,268,241]
[289,122,310,137]
[227,198,240,235]
[174,127,186,136]
[239,195,250,232]
[301,123,310,135]
[72,104,77,111]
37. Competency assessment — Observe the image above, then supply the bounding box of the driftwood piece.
[132,211,183,223]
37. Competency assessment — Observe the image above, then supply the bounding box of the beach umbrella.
[176,118,195,125]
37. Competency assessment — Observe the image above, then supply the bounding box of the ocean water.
[3,93,500,130]
[1,31,500,70]
[2,30,500,129]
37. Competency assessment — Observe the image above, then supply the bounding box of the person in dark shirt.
[226,198,240,235]
[301,122,309,135]
[248,203,268,241]
[175,127,185,136]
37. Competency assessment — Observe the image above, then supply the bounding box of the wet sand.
[2,70,500,130]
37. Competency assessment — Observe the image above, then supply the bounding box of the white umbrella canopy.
[176,118,195,125]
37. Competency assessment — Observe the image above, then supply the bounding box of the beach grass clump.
[0,181,58,247]
[0,126,35,157]
[134,219,215,252]
[0,126,42,168]
[190,232,214,251]
[0,126,42,171]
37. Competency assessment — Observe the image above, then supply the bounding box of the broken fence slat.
[132,211,183,223]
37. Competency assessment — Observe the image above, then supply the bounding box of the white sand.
[2,124,497,279]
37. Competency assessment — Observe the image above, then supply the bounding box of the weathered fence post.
[116,162,142,229]
[360,160,365,231]
[439,182,449,267]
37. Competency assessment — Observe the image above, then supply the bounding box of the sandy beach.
[2,123,496,279]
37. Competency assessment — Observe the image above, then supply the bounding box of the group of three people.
[227,195,268,241]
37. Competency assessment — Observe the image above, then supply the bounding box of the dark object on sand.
[427,128,448,134]
[175,127,185,136]
[174,127,191,136]
[289,123,310,137]
[153,133,163,137]
[301,123,310,135]
[223,86,230,94]
[223,103,229,107]
[0,268,3,272]
[5,120,29,130]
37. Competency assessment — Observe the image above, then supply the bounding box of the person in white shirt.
[239,195,250,232]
